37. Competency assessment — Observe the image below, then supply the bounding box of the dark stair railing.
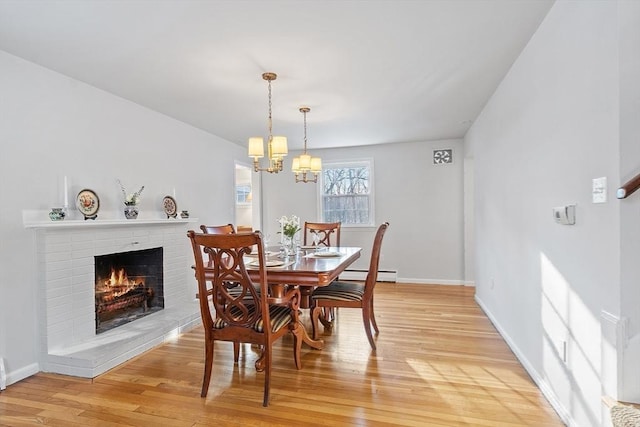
[617,172,640,199]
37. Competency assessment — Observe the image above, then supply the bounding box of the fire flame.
[96,267,145,301]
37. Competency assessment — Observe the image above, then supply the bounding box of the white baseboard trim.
[474,294,573,426]
[3,362,39,389]
[342,269,397,282]
[341,270,474,286]
[396,277,471,286]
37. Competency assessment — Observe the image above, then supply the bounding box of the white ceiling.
[0,0,553,151]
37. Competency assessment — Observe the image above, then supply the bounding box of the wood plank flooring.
[0,283,564,426]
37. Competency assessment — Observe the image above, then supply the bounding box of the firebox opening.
[94,247,164,334]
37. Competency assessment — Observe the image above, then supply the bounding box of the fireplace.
[25,217,200,378]
[94,247,164,334]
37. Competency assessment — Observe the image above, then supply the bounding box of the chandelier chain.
[267,78,273,142]
[303,109,308,154]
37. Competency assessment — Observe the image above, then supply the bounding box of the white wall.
[0,50,245,385]
[260,140,467,284]
[618,0,640,403]
[465,1,637,426]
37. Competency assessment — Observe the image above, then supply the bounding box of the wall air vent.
[433,149,453,164]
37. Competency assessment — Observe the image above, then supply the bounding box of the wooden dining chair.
[303,221,341,247]
[309,222,389,350]
[200,223,236,234]
[188,230,303,406]
[303,221,342,323]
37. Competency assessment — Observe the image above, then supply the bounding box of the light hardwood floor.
[0,283,564,426]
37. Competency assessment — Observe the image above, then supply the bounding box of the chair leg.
[321,307,334,323]
[291,322,303,370]
[362,304,377,350]
[369,298,379,334]
[262,346,272,407]
[318,306,333,329]
[201,338,214,397]
[233,341,240,363]
[310,306,321,340]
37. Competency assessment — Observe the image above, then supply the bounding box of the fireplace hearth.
[95,247,164,334]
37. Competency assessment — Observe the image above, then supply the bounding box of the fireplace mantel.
[24,217,197,229]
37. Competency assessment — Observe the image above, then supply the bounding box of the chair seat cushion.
[213,305,293,333]
[311,281,365,302]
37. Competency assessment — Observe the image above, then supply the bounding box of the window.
[236,184,251,204]
[319,160,374,226]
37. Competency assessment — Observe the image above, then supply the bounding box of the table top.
[245,246,361,287]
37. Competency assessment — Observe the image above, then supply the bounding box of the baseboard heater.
[341,269,397,282]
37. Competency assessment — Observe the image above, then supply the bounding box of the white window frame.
[317,158,375,227]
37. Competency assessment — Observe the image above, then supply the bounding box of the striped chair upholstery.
[213,305,294,333]
[311,281,365,302]
[310,222,389,350]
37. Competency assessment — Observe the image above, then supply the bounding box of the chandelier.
[248,72,288,173]
[291,107,322,183]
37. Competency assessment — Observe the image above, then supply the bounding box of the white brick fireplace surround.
[24,217,201,378]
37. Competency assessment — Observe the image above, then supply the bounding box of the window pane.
[320,161,373,226]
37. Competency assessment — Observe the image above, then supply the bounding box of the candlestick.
[63,176,69,208]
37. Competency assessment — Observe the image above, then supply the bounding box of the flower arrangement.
[278,215,301,239]
[117,179,145,206]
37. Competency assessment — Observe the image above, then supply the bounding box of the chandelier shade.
[248,137,264,158]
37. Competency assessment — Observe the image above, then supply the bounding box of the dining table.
[243,245,362,350]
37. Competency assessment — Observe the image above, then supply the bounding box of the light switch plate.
[592,177,607,203]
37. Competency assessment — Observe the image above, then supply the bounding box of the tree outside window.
[320,160,374,226]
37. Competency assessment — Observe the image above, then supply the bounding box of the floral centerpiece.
[117,179,145,206]
[117,179,144,219]
[279,215,301,239]
[278,215,300,255]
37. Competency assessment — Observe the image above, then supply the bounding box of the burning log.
[96,283,154,314]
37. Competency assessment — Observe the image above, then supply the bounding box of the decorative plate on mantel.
[162,195,177,218]
[76,189,99,220]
